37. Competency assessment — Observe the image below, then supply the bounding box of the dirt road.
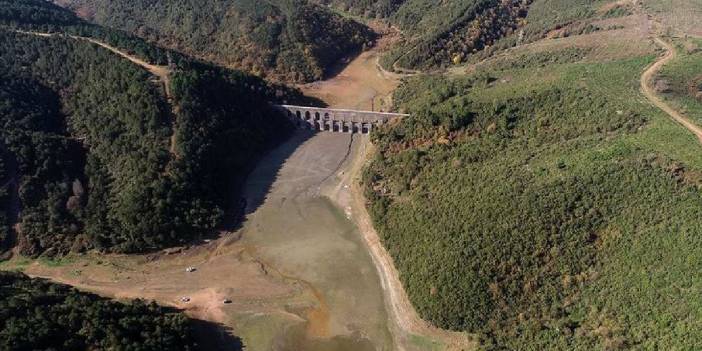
[12,29,178,155]
[641,36,702,142]
[79,36,172,98]
[14,30,171,95]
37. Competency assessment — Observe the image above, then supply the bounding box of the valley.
[11,132,394,351]
[299,26,404,111]
[1,29,464,349]
[2,0,702,350]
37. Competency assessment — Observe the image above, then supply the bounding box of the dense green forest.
[47,0,623,77]
[318,0,616,71]
[0,0,177,65]
[0,0,301,257]
[55,0,376,82]
[0,150,11,253]
[0,271,205,350]
[364,53,702,349]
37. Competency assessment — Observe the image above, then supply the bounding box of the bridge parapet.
[276,105,408,134]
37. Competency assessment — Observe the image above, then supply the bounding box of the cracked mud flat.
[237,130,394,350]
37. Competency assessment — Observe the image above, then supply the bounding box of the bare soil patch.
[642,36,702,142]
[299,29,404,111]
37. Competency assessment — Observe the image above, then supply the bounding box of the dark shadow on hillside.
[190,318,245,351]
[282,86,329,108]
[322,47,365,81]
[0,144,19,259]
[212,128,315,239]
[242,129,316,216]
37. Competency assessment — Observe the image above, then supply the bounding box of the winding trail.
[12,30,178,154]
[14,30,171,95]
[641,36,702,143]
[80,36,172,99]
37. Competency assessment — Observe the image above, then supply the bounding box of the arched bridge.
[276,105,409,134]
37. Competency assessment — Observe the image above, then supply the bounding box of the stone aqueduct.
[276,105,409,134]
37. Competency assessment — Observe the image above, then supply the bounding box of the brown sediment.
[241,244,331,338]
[298,30,405,111]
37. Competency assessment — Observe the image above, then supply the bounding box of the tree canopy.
[56,0,377,82]
[0,271,204,351]
[0,0,304,257]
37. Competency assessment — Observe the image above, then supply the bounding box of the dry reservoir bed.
[13,130,394,351]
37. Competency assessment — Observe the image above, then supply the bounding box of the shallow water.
[237,130,393,351]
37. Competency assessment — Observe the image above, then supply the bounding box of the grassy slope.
[657,37,702,125]
[364,24,702,349]
[641,0,702,36]
[521,0,610,38]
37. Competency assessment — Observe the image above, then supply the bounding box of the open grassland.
[642,0,702,36]
[656,37,702,125]
[364,38,702,348]
[380,0,629,72]
[520,0,613,40]
[458,11,654,75]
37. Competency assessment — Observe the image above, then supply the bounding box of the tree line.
[55,0,376,82]
[0,271,211,350]
[0,0,310,257]
[362,59,702,349]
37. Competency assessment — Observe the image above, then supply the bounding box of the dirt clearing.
[299,30,404,111]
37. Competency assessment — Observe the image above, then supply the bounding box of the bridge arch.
[277,105,408,134]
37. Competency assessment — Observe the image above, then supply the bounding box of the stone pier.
[276,105,409,134]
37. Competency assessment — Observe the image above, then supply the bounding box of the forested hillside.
[319,0,623,71]
[0,271,205,350]
[322,0,530,71]
[313,0,403,18]
[0,151,12,254]
[48,0,620,77]
[364,49,702,349]
[0,0,301,257]
[54,0,376,82]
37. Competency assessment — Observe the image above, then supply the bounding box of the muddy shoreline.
[0,31,459,350]
[7,131,394,351]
